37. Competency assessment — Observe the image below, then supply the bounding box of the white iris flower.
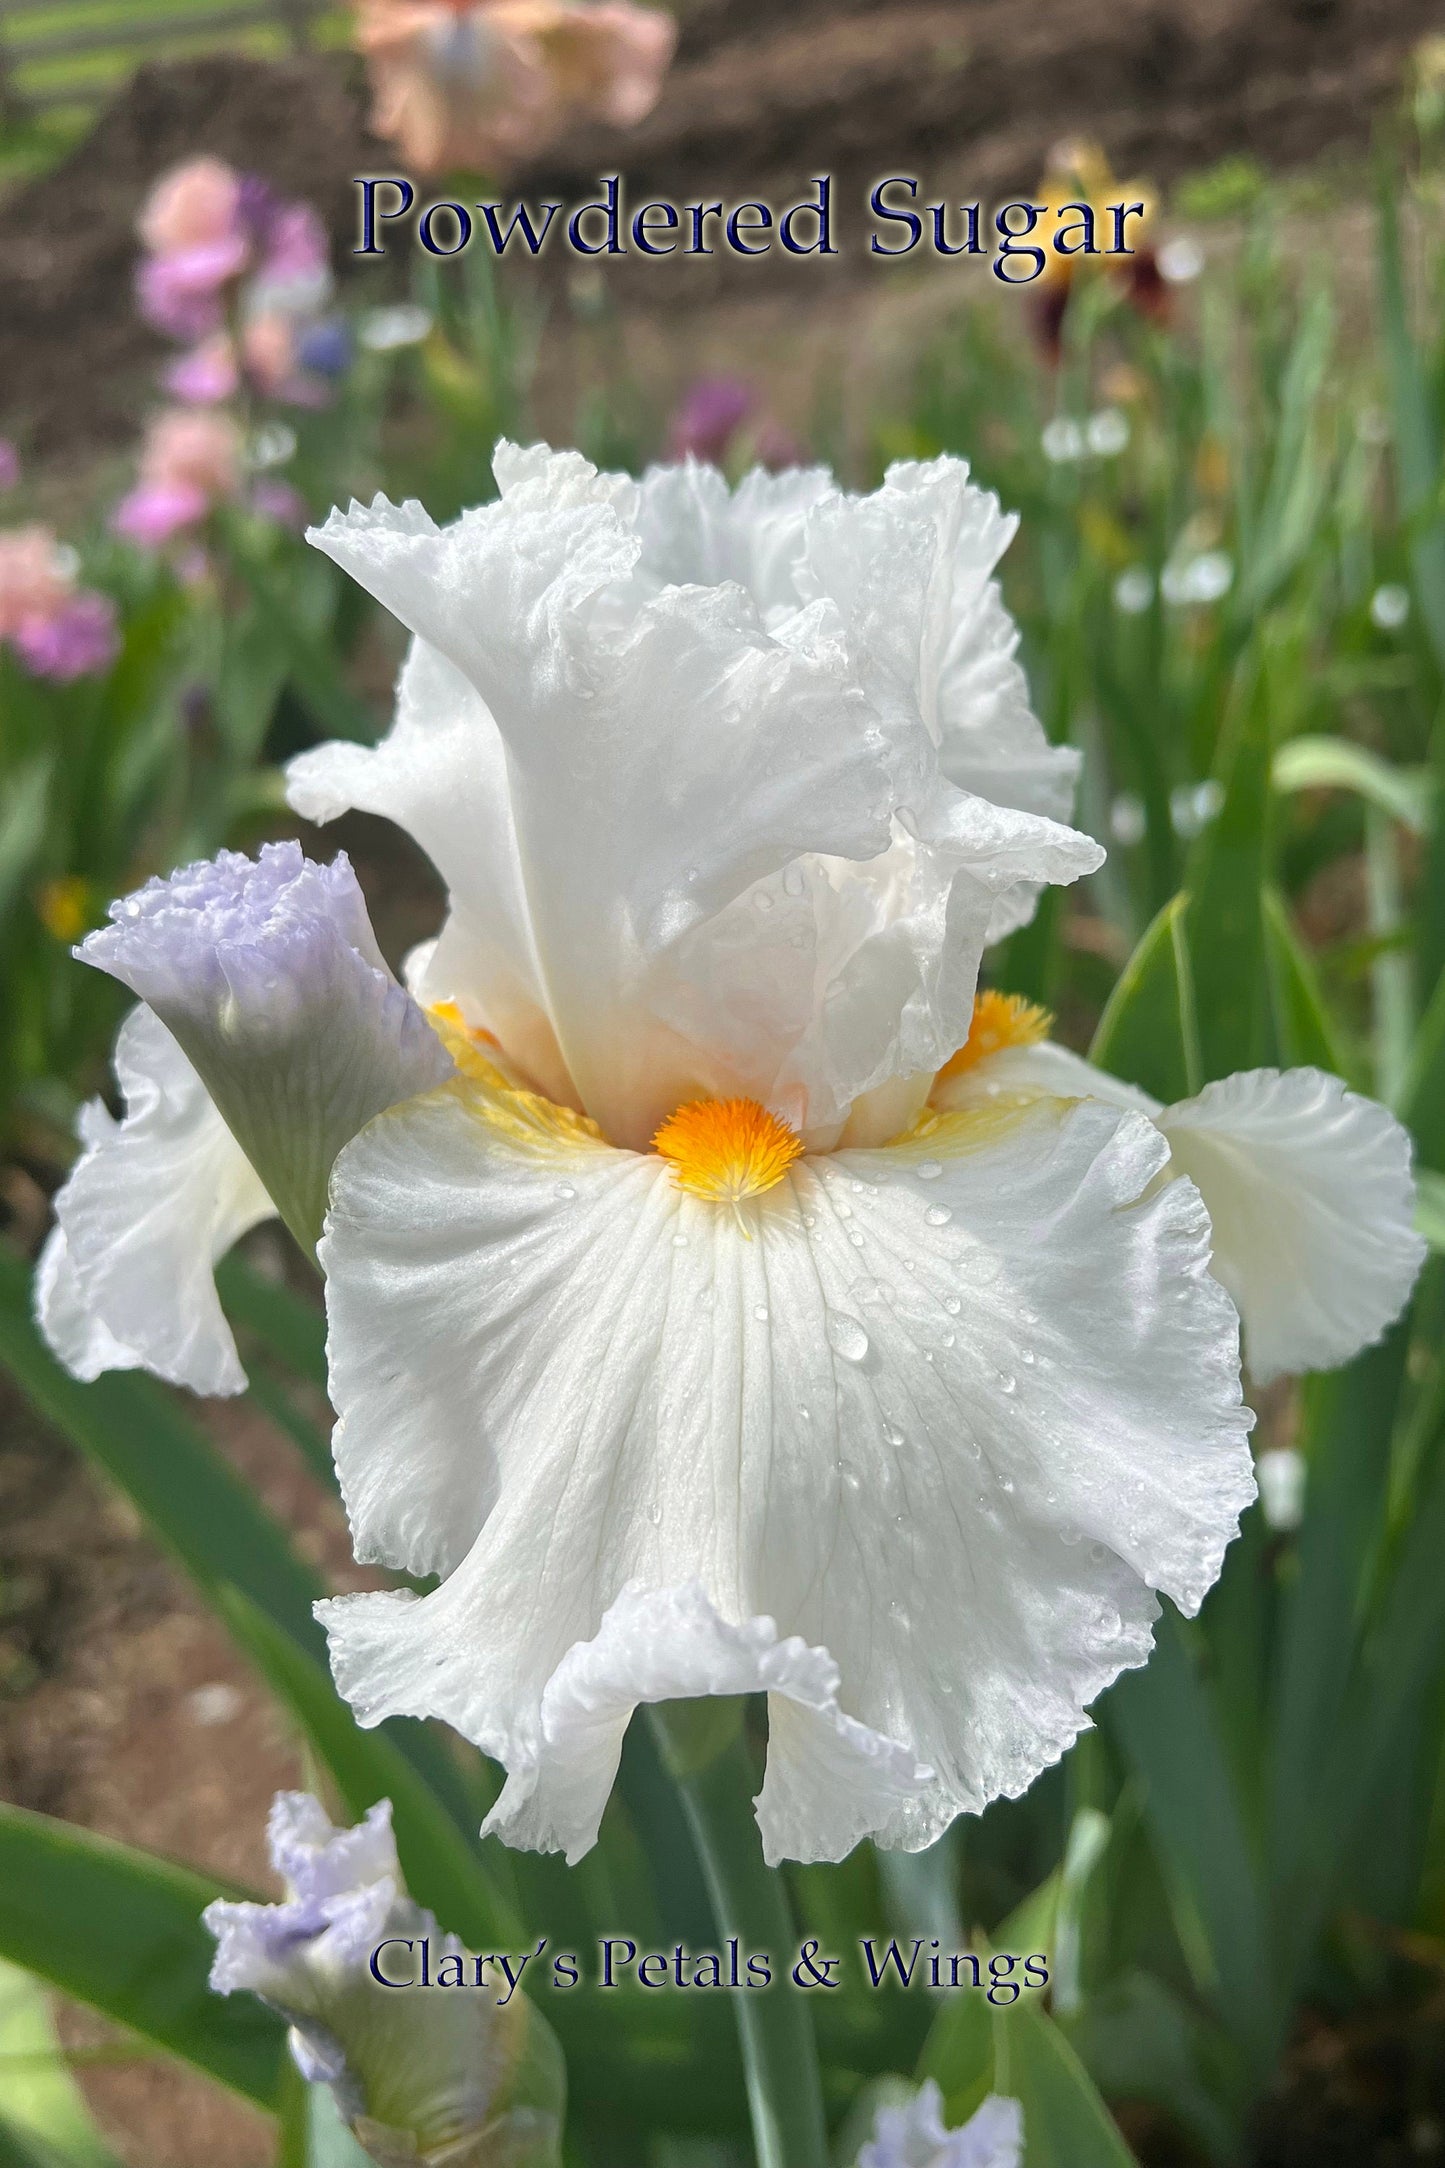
[858,2080,1022,2167]
[34,442,1419,1868]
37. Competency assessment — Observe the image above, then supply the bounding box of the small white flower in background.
[205,1793,564,2167]
[36,438,1417,1869]
[1157,235,1205,284]
[934,994,1425,1385]
[1161,549,1233,607]
[1109,792,1147,847]
[1041,416,1086,464]
[1113,565,1155,616]
[357,303,435,353]
[858,2080,1023,2168]
[1256,1448,1307,1534]
[248,420,299,472]
[1370,582,1411,632]
[1085,406,1130,457]
[1170,777,1224,839]
[1042,411,1127,464]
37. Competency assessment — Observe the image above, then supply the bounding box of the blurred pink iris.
[356,0,675,176]
[0,525,118,682]
[113,410,243,548]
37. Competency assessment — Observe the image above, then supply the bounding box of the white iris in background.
[858,2082,1023,2168]
[34,441,1420,1868]
[205,1793,563,2165]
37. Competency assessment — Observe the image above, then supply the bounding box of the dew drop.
[1000,1477,1016,1494]
[753,1304,770,1322]
[672,1232,689,1248]
[925,1204,953,1227]
[554,1182,577,1200]
[648,1501,662,1525]
[941,1331,956,1348]
[754,890,774,912]
[1020,1348,1036,1365]
[848,1229,866,1247]
[826,1311,870,1363]
[917,1160,943,1181]
[944,1295,962,1316]
[783,863,806,898]
[883,1423,905,1447]
[997,1371,1017,1394]
[850,1179,866,1194]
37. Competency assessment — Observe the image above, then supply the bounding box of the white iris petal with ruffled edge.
[37,1007,273,1396]
[932,1008,1426,1384]
[858,2079,1023,2168]
[317,1053,1253,1865]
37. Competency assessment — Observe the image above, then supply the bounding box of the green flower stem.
[647,1701,828,2168]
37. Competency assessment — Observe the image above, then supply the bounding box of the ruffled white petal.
[316,1071,1252,1864]
[78,843,452,1250]
[36,1007,272,1395]
[487,1581,929,1866]
[860,2080,1023,2168]
[1158,1068,1426,1383]
[306,446,1099,1148]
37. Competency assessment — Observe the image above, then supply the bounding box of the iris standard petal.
[315,1064,1253,1864]
[37,1006,272,1395]
[306,447,1100,1148]
[77,842,452,1250]
[286,639,573,1104]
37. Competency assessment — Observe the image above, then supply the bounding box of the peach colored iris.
[0,526,71,639]
[137,157,244,256]
[356,0,676,176]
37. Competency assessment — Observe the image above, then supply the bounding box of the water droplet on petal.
[826,1310,870,1363]
[883,1423,905,1447]
[997,1371,1017,1394]
[925,1204,953,1227]
[649,1501,662,1525]
[672,1232,689,1247]
[917,1160,943,1180]
[753,1304,770,1322]
[944,1295,962,1316]
[555,1182,577,1199]
[754,890,774,912]
[783,863,806,898]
